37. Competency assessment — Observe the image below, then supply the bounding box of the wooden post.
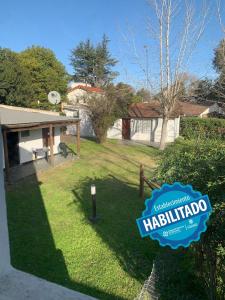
[139,164,144,198]
[76,121,80,157]
[49,125,54,165]
[2,130,10,183]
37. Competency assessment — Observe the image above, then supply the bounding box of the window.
[135,120,141,132]
[142,120,151,133]
[73,110,79,118]
[135,120,151,133]
[21,130,30,138]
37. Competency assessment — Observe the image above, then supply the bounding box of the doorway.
[7,132,20,167]
[42,127,54,147]
[122,119,131,140]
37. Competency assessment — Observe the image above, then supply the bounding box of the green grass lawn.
[6,139,160,300]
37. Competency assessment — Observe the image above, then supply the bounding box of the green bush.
[180,117,225,140]
[156,139,225,202]
[155,139,225,299]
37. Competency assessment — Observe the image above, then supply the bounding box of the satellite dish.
[48,91,61,105]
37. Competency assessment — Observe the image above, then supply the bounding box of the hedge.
[180,117,225,140]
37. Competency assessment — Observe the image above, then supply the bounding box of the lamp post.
[89,184,98,223]
[144,45,149,91]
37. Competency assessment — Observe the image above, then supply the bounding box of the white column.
[0,126,11,274]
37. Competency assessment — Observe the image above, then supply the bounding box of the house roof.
[68,85,103,94]
[128,101,181,118]
[128,101,211,119]
[207,111,225,119]
[0,105,79,129]
[179,102,208,116]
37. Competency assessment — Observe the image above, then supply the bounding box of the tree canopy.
[70,35,118,87]
[19,46,69,109]
[85,83,136,143]
[211,39,225,102]
[193,78,216,102]
[213,39,225,74]
[188,40,225,104]
[136,88,151,102]
[0,48,32,106]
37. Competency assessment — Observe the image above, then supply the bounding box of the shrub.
[180,117,225,140]
[155,139,225,299]
[156,139,225,202]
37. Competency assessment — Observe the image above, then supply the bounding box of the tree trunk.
[94,127,107,144]
[159,117,168,150]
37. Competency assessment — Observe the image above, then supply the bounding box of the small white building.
[107,102,180,144]
[0,105,80,181]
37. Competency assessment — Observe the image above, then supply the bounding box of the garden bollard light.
[89,184,99,223]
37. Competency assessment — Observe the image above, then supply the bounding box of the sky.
[0,0,225,89]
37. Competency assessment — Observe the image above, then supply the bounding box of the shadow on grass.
[71,175,159,282]
[100,143,159,170]
[6,171,126,300]
[5,163,205,300]
[71,175,207,300]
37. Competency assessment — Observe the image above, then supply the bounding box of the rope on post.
[139,164,144,198]
[139,164,160,198]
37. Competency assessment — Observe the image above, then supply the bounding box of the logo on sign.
[136,182,212,249]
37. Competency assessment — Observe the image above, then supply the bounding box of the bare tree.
[213,1,225,102]
[82,85,134,143]
[148,0,209,149]
[123,1,208,149]
[217,0,225,35]
[86,92,116,143]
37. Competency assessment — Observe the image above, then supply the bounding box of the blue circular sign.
[136,182,212,249]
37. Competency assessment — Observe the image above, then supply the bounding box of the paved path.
[118,139,160,148]
[0,269,96,300]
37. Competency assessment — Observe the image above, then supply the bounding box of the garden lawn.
[6,139,160,300]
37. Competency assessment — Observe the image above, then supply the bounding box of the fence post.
[139,164,144,198]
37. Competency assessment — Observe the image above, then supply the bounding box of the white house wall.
[107,119,122,139]
[19,127,61,164]
[0,127,11,273]
[107,117,180,143]
[65,106,122,139]
[200,103,224,117]
[65,108,95,137]
[131,119,157,142]
[131,118,179,143]
[67,89,87,104]
[174,117,180,138]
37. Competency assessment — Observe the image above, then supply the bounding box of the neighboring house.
[108,101,225,143]
[64,83,103,137]
[179,101,225,118]
[67,82,103,105]
[65,85,225,145]
[107,101,181,144]
[65,91,180,144]
[207,111,225,118]
[0,105,80,181]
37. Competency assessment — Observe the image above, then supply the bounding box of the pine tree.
[70,35,118,86]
